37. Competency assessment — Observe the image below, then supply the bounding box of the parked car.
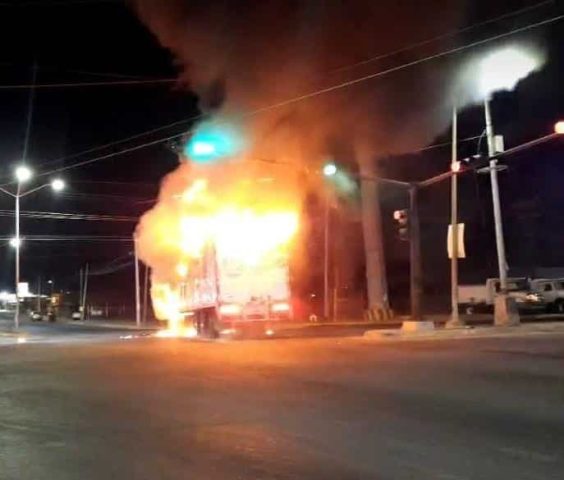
[529,278,564,313]
[29,310,43,322]
[459,277,546,313]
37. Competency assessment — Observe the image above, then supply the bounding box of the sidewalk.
[62,318,161,330]
[364,321,564,343]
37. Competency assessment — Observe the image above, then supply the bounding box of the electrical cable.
[332,0,555,74]
[0,78,177,90]
[31,12,564,180]
[18,2,558,178]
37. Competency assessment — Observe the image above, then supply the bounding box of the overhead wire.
[33,11,564,180]
[332,0,554,74]
[8,1,550,182]
[0,209,138,222]
[0,78,177,90]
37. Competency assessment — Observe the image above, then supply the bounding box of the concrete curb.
[364,322,564,343]
[65,321,160,331]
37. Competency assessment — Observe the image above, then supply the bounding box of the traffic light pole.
[409,185,422,322]
[447,106,463,328]
[484,98,519,326]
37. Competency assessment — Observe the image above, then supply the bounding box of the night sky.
[0,0,563,314]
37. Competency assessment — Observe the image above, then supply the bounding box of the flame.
[137,165,300,337]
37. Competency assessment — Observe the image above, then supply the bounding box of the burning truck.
[136,159,301,339]
[177,211,295,337]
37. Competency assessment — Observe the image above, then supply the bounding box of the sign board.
[447,223,466,259]
[17,282,29,297]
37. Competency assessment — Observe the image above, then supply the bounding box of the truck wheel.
[555,300,564,315]
[195,311,204,336]
[205,309,219,339]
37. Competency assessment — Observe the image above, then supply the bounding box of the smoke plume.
[130,0,473,320]
[131,0,466,162]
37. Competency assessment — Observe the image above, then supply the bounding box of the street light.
[478,47,540,97]
[15,166,32,183]
[479,47,541,326]
[323,163,337,177]
[0,167,66,329]
[555,121,564,134]
[51,178,65,192]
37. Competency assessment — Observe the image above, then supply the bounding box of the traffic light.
[393,209,409,241]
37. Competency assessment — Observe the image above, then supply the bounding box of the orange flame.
[136,161,300,337]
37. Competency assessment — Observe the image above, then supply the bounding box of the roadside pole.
[81,263,89,321]
[409,185,422,322]
[323,191,332,320]
[36,275,41,313]
[134,236,141,327]
[142,265,150,324]
[447,106,464,328]
[484,98,519,326]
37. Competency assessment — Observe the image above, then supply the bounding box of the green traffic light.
[184,121,244,163]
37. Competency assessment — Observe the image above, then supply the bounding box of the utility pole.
[81,263,89,321]
[134,236,141,327]
[409,185,422,321]
[323,192,330,320]
[484,99,519,326]
[358,150,390,321]
[36,275,41,313]
[447,106,464,328]
[142,265,150,324]
[14,193,20,329]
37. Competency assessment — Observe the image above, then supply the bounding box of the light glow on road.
[155,326,197,339]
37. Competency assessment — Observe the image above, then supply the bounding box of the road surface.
[0,325,563,479]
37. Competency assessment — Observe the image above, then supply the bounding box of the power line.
[0,0,120,6]
[33,12,564,179]
[0,235,133,241]
[332,0,555,74]
[21,3,552,177]
[0,61,164,81]
[0,209,138,222]
[0,78,177,90]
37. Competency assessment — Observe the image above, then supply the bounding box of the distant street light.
[0,166,66,329]
[478,47,541,326]
[15,166,32,183]
[323,163,337,177]
[51,178,65,192]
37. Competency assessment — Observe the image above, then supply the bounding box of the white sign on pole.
[17,282,29,297]
[447,224,466,259]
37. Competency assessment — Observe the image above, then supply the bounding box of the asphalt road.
[1,327,564,479]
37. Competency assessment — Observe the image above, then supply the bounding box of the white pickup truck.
[458,278,545,313]
[529,279,564,313]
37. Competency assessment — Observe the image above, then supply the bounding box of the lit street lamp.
[0,166,65,329]
[478,47,541,326]
[323,163,337,177]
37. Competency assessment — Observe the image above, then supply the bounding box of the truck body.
[458,277,545,313]
[179,242,292,336]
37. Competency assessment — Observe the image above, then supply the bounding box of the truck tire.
[195,311,205,336]
[205,309,219,339]
[554,300,564,315]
